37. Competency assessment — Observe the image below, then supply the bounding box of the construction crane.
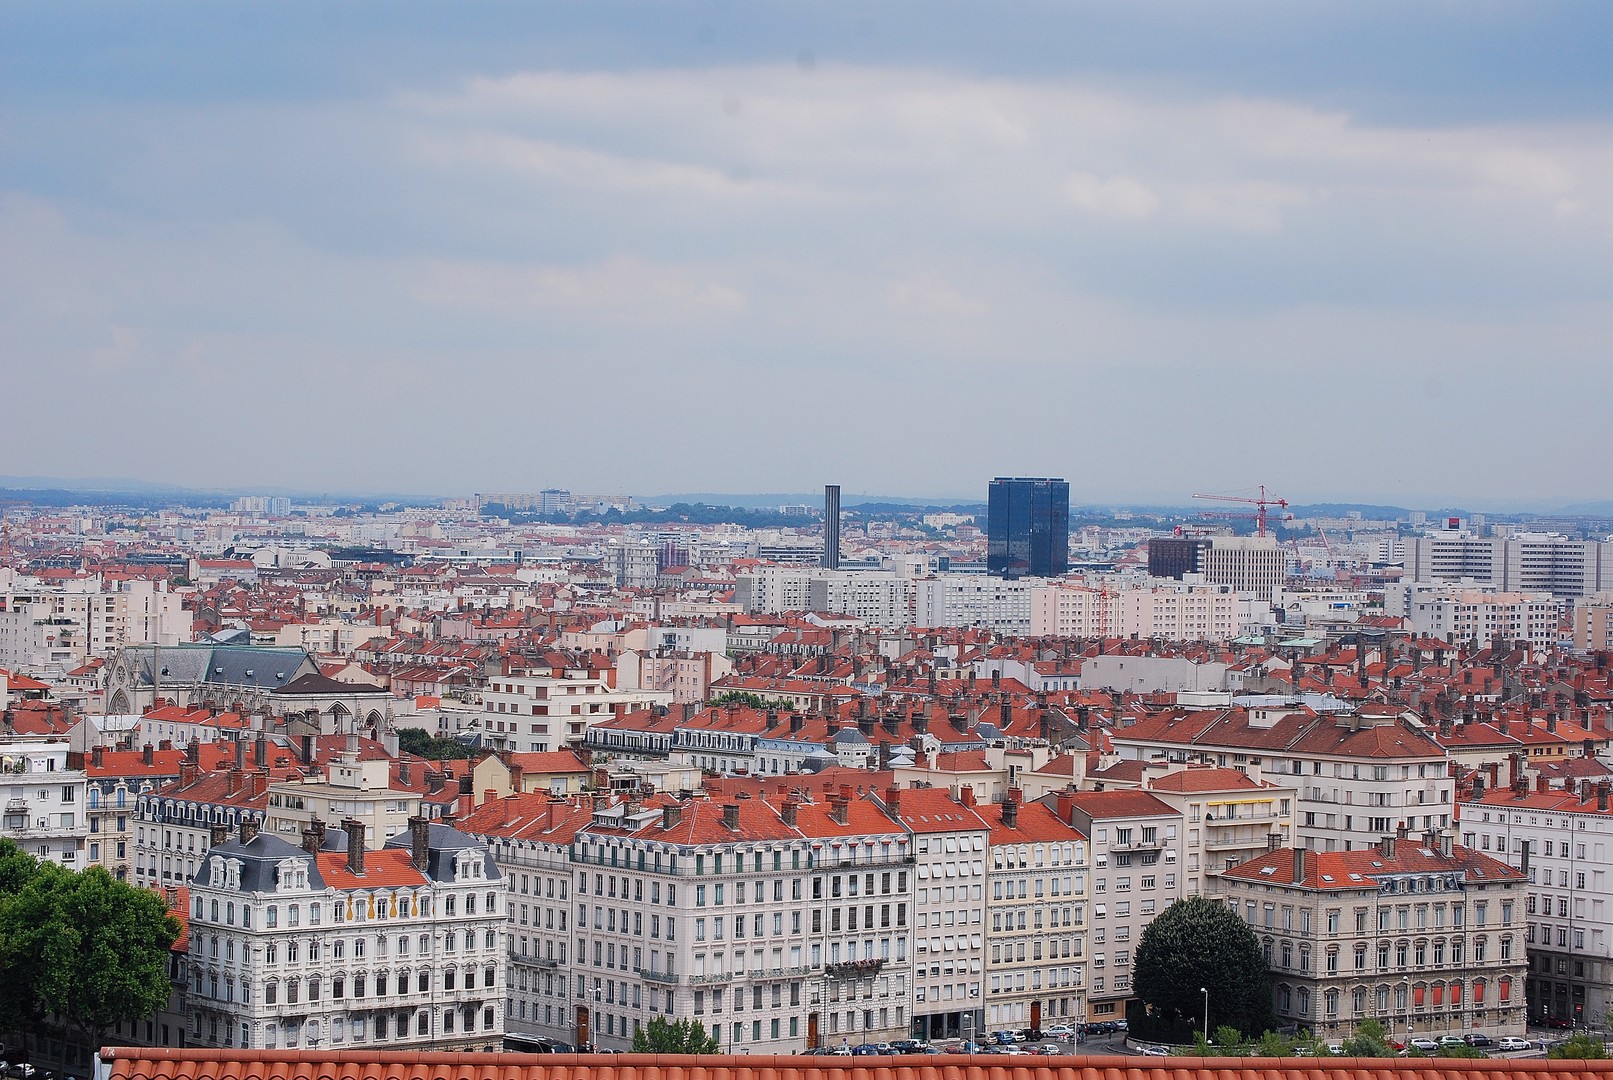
[1192,485,1290,537]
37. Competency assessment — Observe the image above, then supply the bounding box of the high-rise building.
[986,477,1069,578]
[1147,536,1211,579]
[823,484,841,569]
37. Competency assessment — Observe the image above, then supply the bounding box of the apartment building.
[1572,594,1613,654]
[894,786,992,1041]
[1200,536,1287,595]
[1462,779,1613,1027]
[185,816,506,1051]
[914,575,1040,635]
[982,793,1089,1032]
[1029,582,1245,641]
[0,735,87,868]
[1056,790,1180,1019]
[134,748,289,888]
[1137,764,1296,897]
[1111,704,1453,852]
[481,669,672,753]
[1217,833,1528,1041]
[460,786,913,1053]
[1406,589,1563,649]
[262,753,423,850]
[1406,532,1613,599]
[457,793,591,1050]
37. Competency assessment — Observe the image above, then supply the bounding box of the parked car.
[1497,1037,1532,1052]
[1035,1045,1063,1056]
[991,1031,1018,1045]
[1113,1019,1129,1032]
[1138,1046,1169,1057]
[1326,1043,1344,1056]
[1409,1037,1439,1052]
[6,1066,40,1080]
[1437,1035,1467,1049]
[1545,1017,1573,1030]
[890,1040,929,1054]
[1042,1024,1076,1039]
[1018,1029,1042,1042]
[1463,1034,1494,1048]
[849,1043,883,1056]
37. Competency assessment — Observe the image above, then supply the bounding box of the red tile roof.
[314,849,428,890]
[104,1049,1601,1080]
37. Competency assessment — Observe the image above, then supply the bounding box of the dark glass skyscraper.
[987,477,1070,578]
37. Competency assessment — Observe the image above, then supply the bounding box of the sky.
[3,2,1612,509]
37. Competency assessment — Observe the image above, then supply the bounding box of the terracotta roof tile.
[104,1049,1596,1080]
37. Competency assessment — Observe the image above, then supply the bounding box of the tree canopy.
[1341,1018,1400,1057]
[396,726,475,760]
[630,1016,720,1053]
[1548,1034,1608,1060]
[1134,896,1275,1037]
[0,841,180,1049]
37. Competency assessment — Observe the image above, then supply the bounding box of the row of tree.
[0,840,180,1059]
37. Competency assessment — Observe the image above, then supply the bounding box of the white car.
[1138,1046,1169,1057]
[1497,1037,1532,1052]
[1326,1043,1344,1056]
[1042,1025,1076,1039]
[1409,1038,1439,1052]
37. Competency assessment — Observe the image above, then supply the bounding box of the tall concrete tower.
[823,484,841,569]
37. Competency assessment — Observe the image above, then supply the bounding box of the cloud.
[1064,172,1160,220]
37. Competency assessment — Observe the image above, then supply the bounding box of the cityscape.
[3,478,1613,1071]
[4,4,1612,1080]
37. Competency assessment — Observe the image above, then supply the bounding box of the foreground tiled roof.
[99,1049,1613,1080]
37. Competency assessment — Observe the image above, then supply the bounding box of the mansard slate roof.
[125,643,317,691]
[380,821,499,881]
[100,1049,1613,1080]
[191,832,322,893]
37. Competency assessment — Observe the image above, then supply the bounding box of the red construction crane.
[1192,485,1290,537]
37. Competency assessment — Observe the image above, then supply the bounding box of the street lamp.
[1201,987,1210,1038]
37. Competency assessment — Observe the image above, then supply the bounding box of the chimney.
[1439,831,1453,858]
[882,714,899,737]
[344,818,366,874]
[1396,821,1410,840]
[157,738,172,752]
[1471,774,1485,799]
[1001,797,1019,830]
[311,818,327,849]
[829,794,850,825]
[789,713,804,734]
[240,818,259,845]
[399,760,411,786]
[662,803,684,831]
[1536,774,1551,794]
[1267,832,1282,853]
[1056,790,1075,823]
[1294,844,1309,880]
[302,827,321,855]
[300,734,315,766]
[722,803,741,831]
[1381,834,1396,858]
[1580,780,1593,804]
[225,770,240,796]
[485,789,497,808]
[781,797,799,827]
[409,816,430,870]
[885,786,902,814]
[1600,782,1611,813]
[234,738,246,771]
[1000,700,1013,728]
[254,734,268,768]
[185,740,199,765]
[210,824,229,847]
[766,710,779,731]
[180,761,198,787]
[959,786,976,807]
[913,712,929,736]
[950,713,968,734]
[92,745,105,769]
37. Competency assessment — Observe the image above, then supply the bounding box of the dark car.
[1545,1017,1573,1030]
[1463,1034,1494,1048]
[850,1044,883,1056]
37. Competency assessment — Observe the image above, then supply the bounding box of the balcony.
[5,800,29,813]
[687,971,733,985]
[640,969,679,984]
[825,957,886,978]
[1109,838,1162,852]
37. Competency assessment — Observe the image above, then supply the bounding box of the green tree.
[1438,1043,1487,1058]
[1342,1018,1399,1058]
[630,1015,721,1054]
[396,727,474,760]
[1549,1034,1608,1059]
[709,691,795,711]
[1253,1030,1296,1057]
[1134,896,1276,1036]
[1213,1026,1248,1055]
[0,857,180,1052]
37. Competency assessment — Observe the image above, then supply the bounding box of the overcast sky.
[3,3,1611,508]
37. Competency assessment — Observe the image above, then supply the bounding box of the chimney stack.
[722,803,741,831]
[344,818,366,874]
[959,786,976,807]
[1001,795,1019,830]
[234,738,246,771]
[409,816,430,870]
[829,793,850,825]
[300,734,315,766]
[210,824,229,847]
[662,803,684,831]
[254,734,268,768]
[781,797,799,828]
[302,827,321,855]
[240,818,259,845]
[885,786,902,814]
[1294,844,1309,880]
[1600,782,1611,813]
[92,745,105,769]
